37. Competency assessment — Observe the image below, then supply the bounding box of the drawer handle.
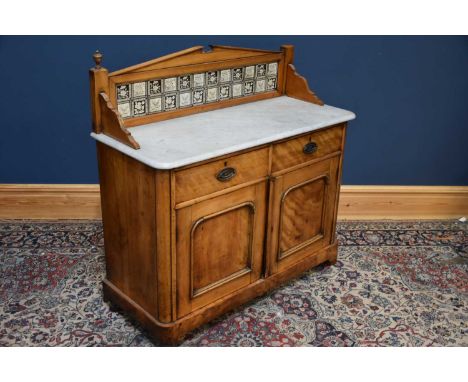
[303,141,318,154]
[216,167,237,182]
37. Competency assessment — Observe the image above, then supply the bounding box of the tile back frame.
[113,60,279,119]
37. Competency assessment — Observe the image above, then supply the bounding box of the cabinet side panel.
[155,170,173,323]
[331,124,347,247]
[97,143,158,316]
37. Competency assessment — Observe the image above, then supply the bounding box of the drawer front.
[271,124,344,173]
[175,147,269,203]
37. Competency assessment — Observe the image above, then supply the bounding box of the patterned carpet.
[0,220,466,346]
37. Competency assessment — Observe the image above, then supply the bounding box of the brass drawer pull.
[303,141,318,154]
[216,167,237,182]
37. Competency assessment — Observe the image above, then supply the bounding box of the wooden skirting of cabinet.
[94,122,346,344]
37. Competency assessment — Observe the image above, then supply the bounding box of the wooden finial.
[93,50,103,69]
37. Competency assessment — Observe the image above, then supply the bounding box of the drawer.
[175,147,269,203]
[271,124,344,173]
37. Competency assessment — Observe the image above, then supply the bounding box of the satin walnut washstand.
[89,45,356,344]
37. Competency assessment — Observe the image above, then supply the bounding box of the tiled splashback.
[115,62,279,118]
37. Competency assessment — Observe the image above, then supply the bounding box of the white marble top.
[91,96,355,170]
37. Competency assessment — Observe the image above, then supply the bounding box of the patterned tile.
[164,94,177,110]
[149,97,162,113]
[179,91,192,108]
[148,80,162,95]
[193,89,205,105]
[220,69,231,83]
[164,78,177,93]
[219,85,231,100]
[255,79,266,93]
[267,77,277,91]
[232,83,243,98]
[116,84,130,101]
[256,64,267,77]
[267,62,278,76]
[132,99,147,116]
[179,75,191,91]
[115,61,279,118]
[244,80,254,95]
[206,87,218,103]
[207,71,218,86]
[233,68,243,82]
[117,102,131,118]
[193,73,205,88]
[244,66,255,79]
[132,82,146,98]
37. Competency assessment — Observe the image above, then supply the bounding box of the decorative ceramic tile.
[115,61,278,118]
[244,80,254,95]
[132,82,146,98]
[255,79,266,93]
[267,77,277,91]
[244,66,255,79]
[164,94,177,110]
[149,97,162,113]
[256,64,267,77]
[179,75,191,91]
[193,73,205,88]
[164,77,177,93]
[206,87,218,103]
[232,68,243,82]
[148,80,162,95]
[117,102,131,117]
[219,84,231,100]
[267,62,278,76]
[220,69,231,83]
[193,89,205,105]
[132,99,147,116]
[232,83,243,98]
[116,84,130,101]
[207,71,218,86]
[179,91,192,108]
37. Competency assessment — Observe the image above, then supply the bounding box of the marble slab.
[91,96,356,170]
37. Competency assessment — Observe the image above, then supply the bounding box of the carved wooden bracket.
[285,64,324,106]
[98,93,140,149]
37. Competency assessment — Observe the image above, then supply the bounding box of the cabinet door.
[176,182,267,318]
[267,157,339,274]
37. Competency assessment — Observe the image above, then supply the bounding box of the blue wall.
[0,36,467,185]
